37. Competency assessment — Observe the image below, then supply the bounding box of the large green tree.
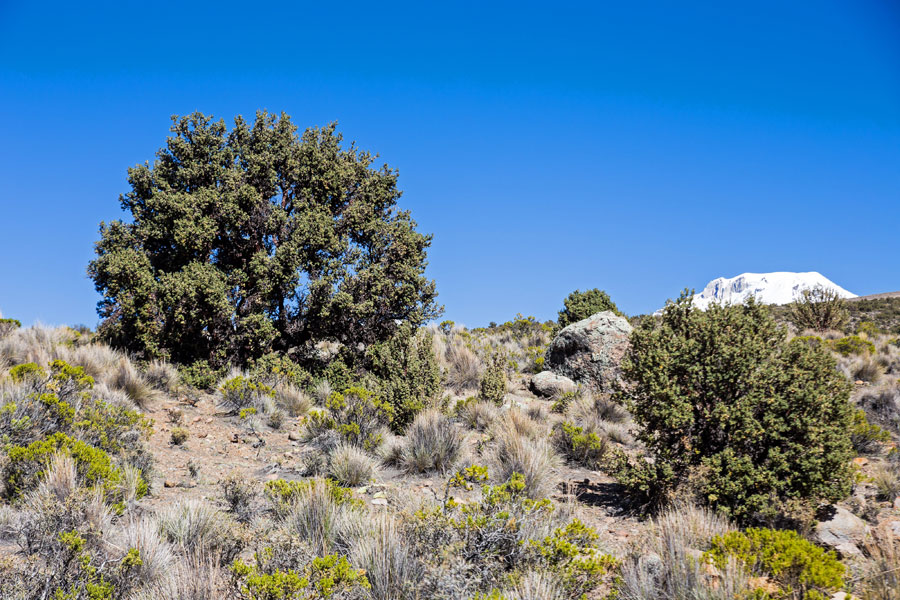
[89,111,441,367]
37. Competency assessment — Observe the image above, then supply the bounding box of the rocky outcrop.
[546,311,632,391]
[530,371,577,397]
[814,506,868,557]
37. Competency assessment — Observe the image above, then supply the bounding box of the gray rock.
[530,371,577,397]
[814,506,868,557]
[546,311,632,391]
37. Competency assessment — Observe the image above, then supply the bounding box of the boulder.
[814,506,868,557]
[530,371,577,397]
[546,311,632,391]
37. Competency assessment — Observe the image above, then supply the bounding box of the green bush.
[829,335,876,356]
[789,285,850,333]
[249,352,313,390]
[552,421,608,469]
[0,318,21,338]
[558,288,623,327]
[617,291,855,523]
[220,375,275,414]
[230,552,370,599]
[4,432,147,500]
[263,478,359,518]
[705,528,845,600]
[9,362,47,383]
[303,387,393,451]
[170,426,189,445]
[178,359,223,390]
[480,359,507,406]
[368,324,441,431]
[850,409,891,454]
[857,321,881,338]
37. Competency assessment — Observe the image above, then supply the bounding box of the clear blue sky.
[1,1,898,327]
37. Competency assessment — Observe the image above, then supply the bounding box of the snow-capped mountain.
[690,272,857,310]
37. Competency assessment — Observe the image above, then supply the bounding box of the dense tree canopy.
[89,111,441,367]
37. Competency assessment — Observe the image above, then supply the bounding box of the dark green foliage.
[552,421,608,469]
[89,111,441,368]
[789,285,850,332]
[230,552,370,599]
[177,359,224,390]
[617,291,855,522]
[368,324,440,430]
[249,352,313,389]
[480,358,507,406]
[705,528,845,600]
[558,288,623,327]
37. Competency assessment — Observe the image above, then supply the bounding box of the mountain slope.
[690,271,856,310]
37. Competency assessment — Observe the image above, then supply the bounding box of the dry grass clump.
[458,399,499,431]
[130,553,225,600]
[328,443,379,486]
[859,522,900,599]
[488,409,560,499]
[35,453,78,502]
[872,464,900,501]
[619,503,744,600]
[110,357,158,408]
[105,518,174,587]
[275,383,311,416]
[350,514,421,600]
[395,409,467,474]
[144,359,180,394]
[313,378,333,405]
[284,478,364,555]
[858,384,900,435]
[504,570,566,600]
[441,336,483,393]
[156,500,236,558]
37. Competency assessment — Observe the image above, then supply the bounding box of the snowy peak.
[691,272,856,310]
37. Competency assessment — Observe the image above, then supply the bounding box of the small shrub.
[0,318,21,338]
[872,464,900,501]
[303,387,393,452]
[170,426,189,446]
[552,421,608,469]
[789,285,850,332]
[178,360,223,390]
[267,407,286,430]
[221,471,257,523]
[328,443,378,486]
[220,375,275,415]
[230,552,370,600]
[145,359,180,394]
[705,527,845,600]
[480,359,507,406]
[850,409,891,454]
[368,324,441,431]
[558,288,623,327]
[157,500,239,560]
[830,335,876,356]
[276,383,312,417]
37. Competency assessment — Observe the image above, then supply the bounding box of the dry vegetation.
[0,304,898,599]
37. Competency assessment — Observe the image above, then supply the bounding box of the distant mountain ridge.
[689,272,857,310]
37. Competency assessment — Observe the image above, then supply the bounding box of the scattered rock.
[371,498,388,506]
[163,480,176,488]
[852,457,868,467]
[814,506,868,557]
[530,371,577,397]
[545,311,632,391]
[231,433,240,443]
[197,432,208,439]
[288,432,301,442]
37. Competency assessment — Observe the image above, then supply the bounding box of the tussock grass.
[350,515,421,600]
[157,500,233,558]
[396,409,467,474]
[458,399,498,431]
[329,443,379,486]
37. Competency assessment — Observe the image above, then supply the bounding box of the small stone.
[373,491,386,499]
[205,418,213,423]
[371,498,388,506]
[163,480,176,488]
[288,432,301,441]
[192,416,201,423]
[852,457,868,467]
[231,433,240,443]
[197,432,208,439]
[893,497,900,510]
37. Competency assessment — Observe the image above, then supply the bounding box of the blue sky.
[0,1,898,327]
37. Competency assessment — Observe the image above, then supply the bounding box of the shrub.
[230,552,370,600]
[178,359,223,390]
[558,288,623,327]
[222,471,257,522]
[858,321,881,338]
[170,426,189,445]
[264,478,358,520]
[281,478,364,555]
[489,432,560,500]
[328,443,379,486]
[480,358,507,406]
[872,464,900,501]
[396,409,466,474]
[552,421,608,470]
[0,318,21,338]
[157,500,240,560]
[220,375,275,415]
[144,359,180,394]
[705,528,845,600]
[830,335,876,356]
[617,292,855,522]
[849,409,891,454]
[789,285,850,332]
[4,432,147,500]
[303,387,393,451]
